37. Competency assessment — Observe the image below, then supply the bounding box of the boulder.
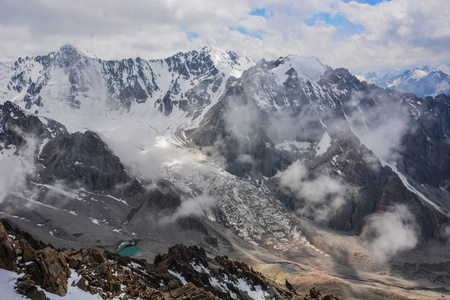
[20,237,37,262]
[0,222,16,270]
[35,247,70,296]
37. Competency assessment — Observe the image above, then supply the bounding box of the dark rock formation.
[0,222,16,270]
[0,101,66,150]
[186,56,449,240]
[38,130,139,193]
[399,94,450,188]
[304,287,339,300]
[32,248,71,296]
[0,219,298,300]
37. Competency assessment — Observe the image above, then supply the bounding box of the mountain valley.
[0,45,449,299]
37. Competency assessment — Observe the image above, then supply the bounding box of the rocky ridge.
[186,57,450,237]
[0,44,254,131]
[0,218,334,300]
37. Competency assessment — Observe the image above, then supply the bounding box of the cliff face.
[186,61,449,237]
[398,94,450,187]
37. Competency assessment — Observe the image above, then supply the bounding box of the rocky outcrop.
[38,130,142,194]
[32,248,71,296]
[303,287,339,300]
[153,244,297,299]
[0,222,16,270]
[0,219,299,300]
[1,220,68,298]
[0,100,66,150]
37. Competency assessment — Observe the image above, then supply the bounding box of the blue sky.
[343,0,386,4]
[306,12,364,36]
[248,1,384,39]
[0,0,448,73]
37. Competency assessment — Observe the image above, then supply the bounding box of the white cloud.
[0,0,448,72]
[0,131,36,203]
[224,101,260,143]
[279,160,349,222]
[346,90,411,163]
[338,0,450,71]
[160,194,216,224]
[363,204,419,262]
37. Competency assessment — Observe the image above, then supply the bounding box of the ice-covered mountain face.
[1,46,450,298]
[0,44,254,133]
[187,56,450,237]
[363,64,450,98]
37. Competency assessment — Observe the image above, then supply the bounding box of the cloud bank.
[0,0,448,72]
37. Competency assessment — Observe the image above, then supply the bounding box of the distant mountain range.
[359,64,450,98]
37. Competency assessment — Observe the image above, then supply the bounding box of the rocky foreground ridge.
[0,219,338,300]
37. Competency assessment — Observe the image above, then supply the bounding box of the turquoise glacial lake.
[117,245,141,257]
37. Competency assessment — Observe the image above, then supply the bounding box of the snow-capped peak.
[54,44,85,68]
[435,64,450,76]
[57,44,83,57]
[363,63,450,98]
[201,45,255,78]
[272,55,326,83]
[410,68,429,80]
[286,55,326,80]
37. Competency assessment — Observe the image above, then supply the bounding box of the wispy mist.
[224,102,260,143]
[99,119,196,181]
[265,109,324,144]
[0,129,36,203]
[363,204,418,262]
[279,160,349,221]
[160,194,216,224]
[347,91,411,163]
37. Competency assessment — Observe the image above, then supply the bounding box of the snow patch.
[0,269,23,300]
[168,270,187,285]
[208,276,237,299]
[272,55,325,84]
[275,141,311,153]
[316,132,331,156]
[236,278,269,300]
[387,162,448,217]
[410,69,429,80]
[191,262,210,274]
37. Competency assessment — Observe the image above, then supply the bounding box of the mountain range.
[360,64,450,98]
[0,44,449,299]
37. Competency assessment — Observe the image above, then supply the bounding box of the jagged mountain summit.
[0,45,449,299]
[0,44,254,132]
[361,64,450,98]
